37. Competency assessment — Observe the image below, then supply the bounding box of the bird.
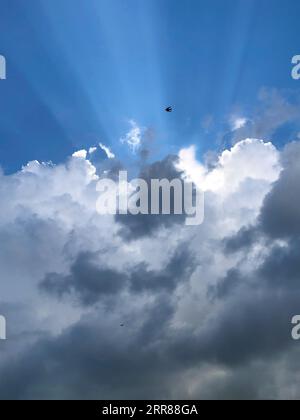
[120,324,124,327]
[165,106,172,112]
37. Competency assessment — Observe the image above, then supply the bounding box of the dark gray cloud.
[7,231,300,401]
[41,252,127,306]
[203,141,300,379]
[259,142,300,239]
[224,142,300,248]
[115,155,187,239]
[0,297,179,400]
[208,268,242,300]
[129,246,194,293]
[1,279,300,400]
[258,238,300,291]
[223,226,260,254]
[200,288,299,367]
[40,246,194,306]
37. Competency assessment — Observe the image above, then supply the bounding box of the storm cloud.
[1,139,300,400]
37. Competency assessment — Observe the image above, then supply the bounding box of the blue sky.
[0,0,300,173]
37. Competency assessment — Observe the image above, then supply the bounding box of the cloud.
[228,89,300,145]
[177,139,280,198]
[41,252,126,306]
[120,120,143,153]
[72,149,88,159]
[116,155,187,239]
[230,116,248,132]
[99,143,115,159]
[2,138,300,399]
[88,147,97,155]
[259,141,300,239]
[40,245,194,308]
[0,55,6,80]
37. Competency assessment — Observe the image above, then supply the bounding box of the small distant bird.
[120,324,124,327]
[165,106,172,112]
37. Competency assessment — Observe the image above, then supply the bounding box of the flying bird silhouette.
[165,107,172,112]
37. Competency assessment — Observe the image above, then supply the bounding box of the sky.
[0,0,300,172]
[1,0,300,400]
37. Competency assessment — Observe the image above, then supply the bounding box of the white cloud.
[88,147,97,155]
[230,116,248,131]
[177,139,280,195]
[72,149,87,159]
[120,120,143,153]
[99,143,115,159]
